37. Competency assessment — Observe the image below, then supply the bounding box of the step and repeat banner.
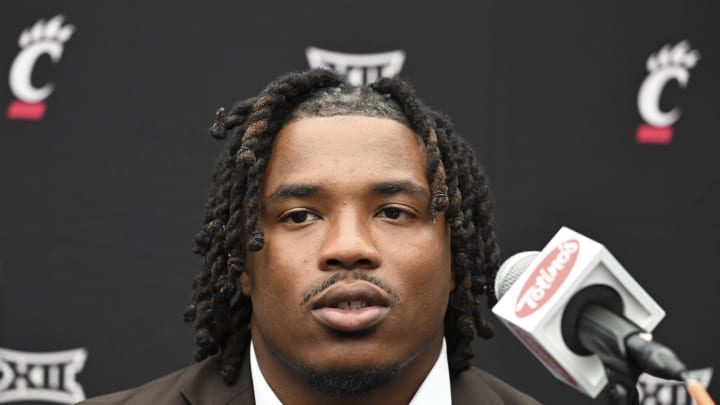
[1,1,718,404]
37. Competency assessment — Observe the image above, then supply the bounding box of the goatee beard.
[303,364,402,397]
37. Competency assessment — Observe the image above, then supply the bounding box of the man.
[81,70,539,404]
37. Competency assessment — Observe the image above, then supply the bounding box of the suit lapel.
[180,352,255,404]
[451,369,504,405]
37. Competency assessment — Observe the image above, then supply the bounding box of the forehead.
[262,116,428,195]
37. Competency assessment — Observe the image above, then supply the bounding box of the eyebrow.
[268,184,328,201]
[370,181,429,198]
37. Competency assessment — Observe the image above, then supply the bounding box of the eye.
[377,206,415,220]
[279,210,320,224]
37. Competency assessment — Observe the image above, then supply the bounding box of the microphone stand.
[577,301,702,405]
[578,304,642,405]
[577,302,698,405]
[598,367,641,405]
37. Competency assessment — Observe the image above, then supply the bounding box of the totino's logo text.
[6,15,76,121]
[306,46,405,86]
[515,240,579,317]
[0,347,87,404]
[635,41,700,145]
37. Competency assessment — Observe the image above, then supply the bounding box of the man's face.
[243,115,454,391]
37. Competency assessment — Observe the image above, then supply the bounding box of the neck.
[251,329,445,405]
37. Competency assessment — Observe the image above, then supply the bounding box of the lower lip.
[311,306,390,332]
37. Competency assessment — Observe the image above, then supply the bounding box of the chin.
[284,345,417,397]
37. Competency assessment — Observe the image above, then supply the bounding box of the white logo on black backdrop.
[6,15,76,121]
[636,41,700,144]
[0,347,87,404]
[638,368,713,404]
[306,46,405,86]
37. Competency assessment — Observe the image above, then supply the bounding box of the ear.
[239,270,252,296]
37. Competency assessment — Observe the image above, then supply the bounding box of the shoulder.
[76,361,203,405]
[76,366,189,405]
[451,366,541,405]
[76,355,253,405]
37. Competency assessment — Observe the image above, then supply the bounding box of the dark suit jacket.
[79,354,540,404]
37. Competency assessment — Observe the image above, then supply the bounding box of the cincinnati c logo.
[0,347,87,404]
[306,46,406,86]
[6,15,76,121]
[635,41,700,144]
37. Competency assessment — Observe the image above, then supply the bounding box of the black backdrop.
[1,1,718,404]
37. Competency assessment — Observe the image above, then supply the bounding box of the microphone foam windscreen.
[494,251,539,300]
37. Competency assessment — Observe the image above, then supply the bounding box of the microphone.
[491,227,686,400]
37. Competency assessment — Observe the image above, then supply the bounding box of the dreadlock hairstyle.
[184,69,501,385]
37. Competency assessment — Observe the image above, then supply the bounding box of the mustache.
[300,272,400,306]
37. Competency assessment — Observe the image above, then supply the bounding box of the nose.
[318,210,380,271]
